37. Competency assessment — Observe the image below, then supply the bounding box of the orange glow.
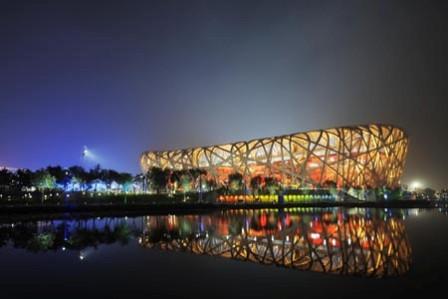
[141,124,408,188]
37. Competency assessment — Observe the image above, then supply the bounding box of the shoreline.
[0,200,437,216]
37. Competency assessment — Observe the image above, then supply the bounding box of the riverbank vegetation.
[0,165,440,207]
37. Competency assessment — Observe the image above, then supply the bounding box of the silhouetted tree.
[322,180,337,189]
[68,166,89,185]
[117,172,133,191]
[170,170,185,193]
[250,175,263,195]
[205,178,217,191]
[45,166,66,185]
[16,169,33,190]
[147,167,170,194]
[0,168,14,191]
[88,164,103,184]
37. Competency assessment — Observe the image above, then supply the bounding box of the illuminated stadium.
[140,124,408,188]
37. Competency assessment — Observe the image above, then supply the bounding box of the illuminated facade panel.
[140,124,408,188]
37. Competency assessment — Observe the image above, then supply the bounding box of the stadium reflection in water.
[141,209,411,278]
[0,208,413,278]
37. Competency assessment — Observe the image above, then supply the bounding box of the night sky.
[0,0,447,188]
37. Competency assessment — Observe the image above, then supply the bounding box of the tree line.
[2,165,433,201]
[0,165,134,192]
[0,165,283,195]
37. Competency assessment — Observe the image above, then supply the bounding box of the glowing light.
[310,233,320,239]
[410,181,422,191]
[141,124,408,189]
[82,146,89,158]
[81,145,99,163]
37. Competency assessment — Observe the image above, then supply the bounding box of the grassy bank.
[0,194,437,217]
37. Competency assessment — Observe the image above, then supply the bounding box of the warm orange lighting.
[141,124,408,188]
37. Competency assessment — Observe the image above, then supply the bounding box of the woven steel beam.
[140,124,408,188]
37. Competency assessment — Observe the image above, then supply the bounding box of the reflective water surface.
[1,207,448,298]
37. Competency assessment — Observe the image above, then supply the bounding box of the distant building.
[140,124,408,189]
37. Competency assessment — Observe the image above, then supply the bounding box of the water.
[0,207,447,298]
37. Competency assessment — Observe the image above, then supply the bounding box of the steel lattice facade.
[140,124,408,188]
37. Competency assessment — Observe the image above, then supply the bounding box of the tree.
[228,172,244,194]
[32,169,56,191]
[68,166,88,190]
[69,166,88,180]
[180,173,192,193]
[117,172,133,192]
[322,180,337,189]
[205,178,217,192]
[389,187,403,200]
[170,170,185,193]
[133,174,147,192]
[189,168,206,192]
[250,175,263,195]
[102,169,119,186]
[0,168,14,191]
[423,188,436,200]
[16,169,33,190]
[147,167,170,194]
[88,164,103,184]
[45,166,66,185]
[322,180,338,198]
[264,177,280,195]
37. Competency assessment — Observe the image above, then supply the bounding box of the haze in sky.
[0,0,447,188]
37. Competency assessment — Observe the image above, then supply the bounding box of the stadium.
[140,124,408,188]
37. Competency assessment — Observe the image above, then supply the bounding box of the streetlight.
[82,146,89,158]
[410,181,422,191]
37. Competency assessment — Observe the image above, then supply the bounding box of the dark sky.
[0,0,447,188]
